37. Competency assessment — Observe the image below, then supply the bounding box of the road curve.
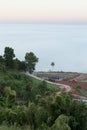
[25,72,72,93]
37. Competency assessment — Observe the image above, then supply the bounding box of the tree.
[52,114,71,130]
[70,102,87,130]
[13,58,27,71]
[51,62,55,71]
[0,55,6,72]
[0,55,4,65]
[18,61,27,71]
[25,52,38,74]
[0,87,16,108]
[27,103,37,129]
[37,81,48,96]
[4,47,15,69]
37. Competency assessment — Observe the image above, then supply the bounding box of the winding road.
[25,72,72,93]
[25,72,87,101]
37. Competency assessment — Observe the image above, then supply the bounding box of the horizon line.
[0,20,87,24]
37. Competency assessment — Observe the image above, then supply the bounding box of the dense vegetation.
[0,47,87,130]
[0,73,86,130]
[0,46,38,73]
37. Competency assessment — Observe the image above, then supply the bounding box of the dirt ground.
[56,80,87,95]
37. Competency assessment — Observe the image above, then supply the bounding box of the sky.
[0,0,87,23]
[1,41,87,73]
[0,1,87,73]
[0,24,87,73]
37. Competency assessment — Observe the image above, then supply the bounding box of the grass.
[30,76,60,92]
[0,70,60,97]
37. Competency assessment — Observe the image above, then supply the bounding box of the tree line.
[0,47,38,73]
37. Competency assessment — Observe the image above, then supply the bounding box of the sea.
[0,23,87,72]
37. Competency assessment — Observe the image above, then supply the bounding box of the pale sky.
[0,24,87,72]
[0,1,87,72]
[0,0,87,23]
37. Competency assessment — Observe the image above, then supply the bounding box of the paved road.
[25,72,87,102]
[26,72,72,93]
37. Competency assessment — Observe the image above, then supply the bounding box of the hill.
[0,70,59,103]
[0,70,87,130]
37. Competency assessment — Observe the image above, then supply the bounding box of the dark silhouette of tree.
[25,52,38,73]
[3,47,15,69]
[0,55,4,65]
[51,62,55,71]
[13,58,27,71]
[0,55,6,72]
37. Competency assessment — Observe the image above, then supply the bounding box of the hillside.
[0,70,59,102]
[0,70,87,130]
[35,71,87,98]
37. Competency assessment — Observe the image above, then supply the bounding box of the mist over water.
[0,23,87,72]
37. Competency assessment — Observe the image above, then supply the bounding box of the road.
[25,72,72,93]
[25,72,87,102]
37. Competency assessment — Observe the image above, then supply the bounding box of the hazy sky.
[0,0,87,23]
[0,24,87,73]
[0,1,87,72]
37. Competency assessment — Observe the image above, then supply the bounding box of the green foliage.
[0,125,31,130]
[26,103,37,130]
[0,47,39,72]
[52,114,71,130]
[0,70,58,105]
[25,52,38,73]
[0,68,87,130]
[13,59,27,71]
[36,81,49,96]
[0,55,4,64]
[0,93,87,130]
[3,47,15,69]
[30,77,59,94]
[0,71,32,104]
[0,108,5,124]
[70,102,87,130]
[0,55,6,72]
[0,87,16,108]
[47,94,73,127]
